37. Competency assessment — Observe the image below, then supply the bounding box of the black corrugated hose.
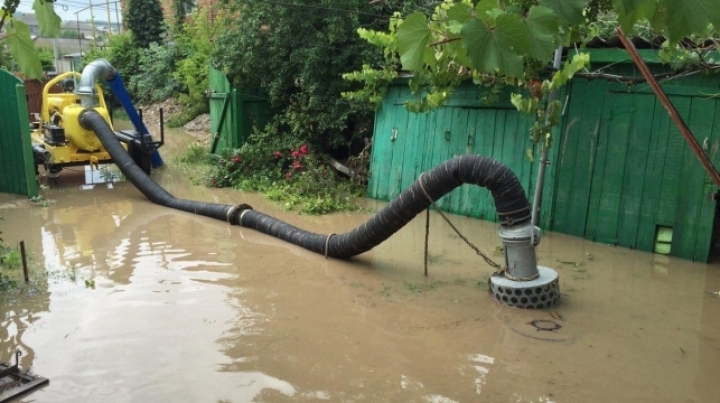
[82,110,531,259]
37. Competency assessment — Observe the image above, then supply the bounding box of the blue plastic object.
[106,73,164,167]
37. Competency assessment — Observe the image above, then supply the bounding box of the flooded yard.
[1,129,719,402]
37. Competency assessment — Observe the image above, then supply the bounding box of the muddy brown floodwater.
[1,127,720,403]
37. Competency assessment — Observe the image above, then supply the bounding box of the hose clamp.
[227,204,253,225]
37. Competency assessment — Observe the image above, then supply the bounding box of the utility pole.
[76,14,82,51]
[105,0,113,36]
[88,0,96,42]
[115,1,122,33]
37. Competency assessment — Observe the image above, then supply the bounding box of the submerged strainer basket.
[489,266,560,309]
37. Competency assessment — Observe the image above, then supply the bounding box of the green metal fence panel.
[208,66,270,156]
[0,70,37,197]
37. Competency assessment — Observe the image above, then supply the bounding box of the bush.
[172,8,213,123]
[210,0,390,155]
[128,43,183,104]
[206,127,363,214]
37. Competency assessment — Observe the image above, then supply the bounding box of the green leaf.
[448,20,464,35]
[33,0,61,37]
[614,0,648,15]
[397,12,431,72]
[476,0,500,22]
[548,53,589,91]
[524,6,560,62]
[538,0,586,26]
[462,13,530,78]
[447,3,472,23]
[5,20,43,79]
[613,0,657,33]
[505,4,524,16]
[662,0,720,43]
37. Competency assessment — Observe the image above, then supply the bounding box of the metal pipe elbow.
[76,58,117,106]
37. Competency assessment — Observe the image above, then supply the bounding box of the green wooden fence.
[369,81,562,229]
[208,66,271,156]
[0,69,37,197]
[554,62,720,262]
[369,51,720,262]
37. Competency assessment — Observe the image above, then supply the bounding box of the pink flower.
[285,172,293,180]
[299,144,309,155]
[291,150,301,159]
[291,160,303,170]
[273,151,283,159]
[232,156,242,164]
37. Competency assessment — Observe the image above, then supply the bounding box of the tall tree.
[125,0,165,48]
[211,0,431,150]
[172,0,195,29]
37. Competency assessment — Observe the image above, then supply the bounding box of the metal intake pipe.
[76,58,117,107]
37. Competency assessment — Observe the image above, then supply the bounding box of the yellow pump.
[31,71,123,170]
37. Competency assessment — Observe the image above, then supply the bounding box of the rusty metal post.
[615,27,720,189]
[20,241,28,283]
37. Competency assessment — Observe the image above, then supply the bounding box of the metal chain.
[418,173,507,277]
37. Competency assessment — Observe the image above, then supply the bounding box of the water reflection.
[38,164,124,190]
[1,134,719,401]
[1,188,301,402]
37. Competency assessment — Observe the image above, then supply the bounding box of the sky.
[17,0,122,24]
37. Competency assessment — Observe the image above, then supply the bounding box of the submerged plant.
[0,217,21,290]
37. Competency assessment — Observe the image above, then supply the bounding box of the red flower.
[232,156,242,164]
[299,144,309,155]
[291,150,301,159]
[273,151,283,159]
[291,160,303,170]
[285,172,293,180]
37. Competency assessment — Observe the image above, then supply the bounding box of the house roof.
[61,20,104,32]
[33,37,105,56]
[15,12,39,26]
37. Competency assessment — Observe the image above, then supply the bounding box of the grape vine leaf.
[524,6,560,62]
[613,0,656,33]
[462,13,530,78]
[614,0,648,14]
[663,0,720,43]
[538,0,585,26]
[476,0,500,23]
[396,12,431,72]
[447,2,472,23]
[33,0,61,37]
[5,20,43,79]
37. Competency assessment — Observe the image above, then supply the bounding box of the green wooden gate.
[208,66,271,156]
[369,80,562,225]
[0,69,38,197]
[553,69,720,262]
